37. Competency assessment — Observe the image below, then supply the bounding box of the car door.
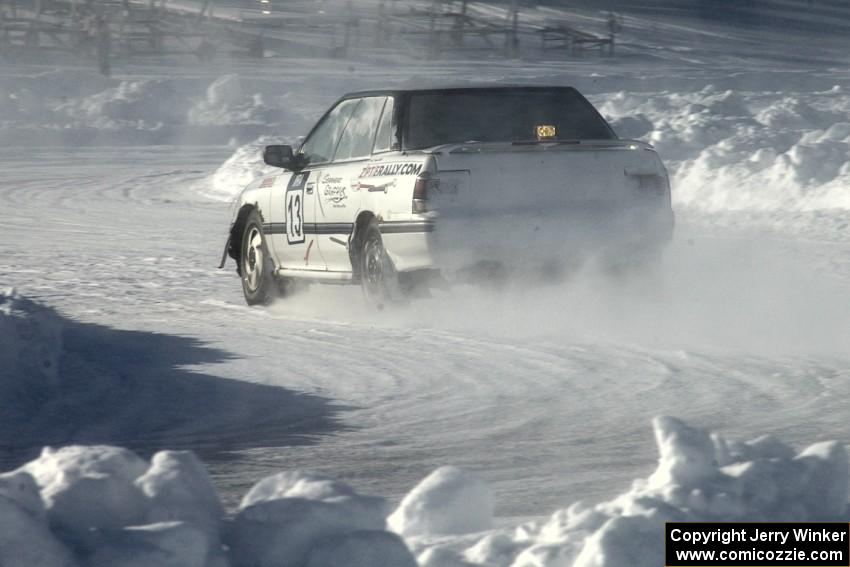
[315,96,389,271]
[269,98,359,271]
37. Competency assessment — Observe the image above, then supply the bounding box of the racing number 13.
[286,188,304,244]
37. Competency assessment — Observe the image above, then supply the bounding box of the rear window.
[404,89,615,149]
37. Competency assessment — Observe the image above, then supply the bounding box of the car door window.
[373,97,396,153]
[300,98,360,165]
[334,97,387,162]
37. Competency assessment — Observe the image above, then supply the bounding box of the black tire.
[240,211,276,305]
[359,222,399,308]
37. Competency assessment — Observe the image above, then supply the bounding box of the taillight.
[635,174,668,196]
[413,175,439,213]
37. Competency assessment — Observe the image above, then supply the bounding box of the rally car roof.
[340,85,580,99]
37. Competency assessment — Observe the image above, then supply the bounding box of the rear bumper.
[383,205,674,276]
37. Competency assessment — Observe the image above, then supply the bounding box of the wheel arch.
[229,204,262,275]
[349,210,377,278]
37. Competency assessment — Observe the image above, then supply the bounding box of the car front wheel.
[240,211,275,305]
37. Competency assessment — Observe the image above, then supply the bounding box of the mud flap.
[218,236,231,270]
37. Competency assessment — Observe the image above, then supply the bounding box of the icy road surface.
[1,144,848,516]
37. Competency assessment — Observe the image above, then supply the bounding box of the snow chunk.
[608,114,653,139]
[21,445,150,540]
[0,469,45,518]
[240,470,387,521]
[136,450,224,541]
[538,503,607,540]
[793,441,848,518]
[229,471,387,567]
[756,97,837,130]
[303,529,417,567]
[0,493,78,567]
[418,547,476,567]
[463,532,525,565]
[648,416,718,488]
[200,136,279,201]
[0,469,77,567]
[58,79,191,129]
[573,515,661,567]
[188,74,289,128]
[728,434,796,463]
[85,521,210,567]
[242,470,364,506]
[388,466,494,538]
[28,68,116,99]
[512,540,583,567]
[206,74,246,107]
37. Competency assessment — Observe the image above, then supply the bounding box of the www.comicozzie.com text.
[670,527,848,546]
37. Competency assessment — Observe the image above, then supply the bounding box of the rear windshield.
[404,89,615,149]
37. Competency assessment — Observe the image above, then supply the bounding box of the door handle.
[305,183,315,195]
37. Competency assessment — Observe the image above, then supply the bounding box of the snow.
[135,450,225,543]
[60,79,191,129]
[229,471,389,567]
[188,74,292,128]
[21,445,151,540]
[2,1,850,565]
[388,466,495,538]
[647,415,718,487]
[303,530,419,567]
[84,521,211,567]
[598,86,850,212]
[0,412,847,566]
[0,470,77,567]
[201,135,280,202]
[408,416,850,567]
[240,470,386,515]
[0,71,304,146]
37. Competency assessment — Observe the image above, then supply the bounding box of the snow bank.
[2,417,846,566]
[56,79,191,129]
[10,444,228,567]
[7,66,850,215]
[0,71,299,146]
[200,135,281,202]
[201,81,850,214]
[188,74,289,128]
[405,416,850,567]
[598,86,850,212]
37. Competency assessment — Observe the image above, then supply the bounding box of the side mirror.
[263,145,299,169]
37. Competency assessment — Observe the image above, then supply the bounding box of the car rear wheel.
[603,240,666,279]
[240,211,275,305]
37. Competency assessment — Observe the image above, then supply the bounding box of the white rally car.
[221,86,674,306]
